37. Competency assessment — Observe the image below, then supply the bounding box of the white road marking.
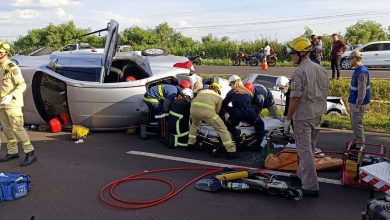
[127,150,343,185]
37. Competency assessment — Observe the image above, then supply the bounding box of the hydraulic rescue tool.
[195,168,303,200]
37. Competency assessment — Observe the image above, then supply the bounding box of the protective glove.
[155,113,167,119]
[260,137,268,148]
[0,95,13,105]
[284,119,292,134]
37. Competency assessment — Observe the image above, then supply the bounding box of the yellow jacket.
[0,59,26,108]
[191,89,222,113]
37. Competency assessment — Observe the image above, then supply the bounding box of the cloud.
[10,0,82,8]
[39,0,82,8]
[15,9,40,19]
[11,0,33,6]
[55,8,73,21]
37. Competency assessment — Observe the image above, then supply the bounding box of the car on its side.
[340,41,390,69]
[12,19,199,130]
[242,73,348,116]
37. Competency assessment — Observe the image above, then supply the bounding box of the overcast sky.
[1,0,390,43]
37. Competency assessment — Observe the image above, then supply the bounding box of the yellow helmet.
[0,42,11,53]
[209,82,222,94]
[287,37,312,52]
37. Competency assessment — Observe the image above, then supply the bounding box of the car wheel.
[340,57,351,70]
[141,48,166,56]
[326,110,341,116]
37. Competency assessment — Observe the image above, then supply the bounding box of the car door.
[65,19,143,129]
[380,43,390,66]
[360,43,381,66]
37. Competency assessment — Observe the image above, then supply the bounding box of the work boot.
[226,152,240,160]
[20,151,37,167]
[302,189,319,198]
[0,153,19,162]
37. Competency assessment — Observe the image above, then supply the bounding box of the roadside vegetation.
[200,74,390,133]
[2,20,390,65]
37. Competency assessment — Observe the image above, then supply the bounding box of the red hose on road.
[99,166,223,209]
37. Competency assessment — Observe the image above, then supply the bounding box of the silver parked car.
[340,41,390,69]
[12,20,199,130]
[242,73,348,116]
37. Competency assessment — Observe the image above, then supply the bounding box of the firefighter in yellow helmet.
[0,42,37,167]
[187,82,238,159]
[285,36,328,197]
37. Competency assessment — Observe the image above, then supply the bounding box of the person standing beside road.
[330,33,347,80]
[285,37,329,197]
[348,50,370,143]
[353,39,363,49]
[309,34,320,64]
[263,41,271,57]
[0,42,37,167]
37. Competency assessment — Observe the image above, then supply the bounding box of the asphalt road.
[195,65,390,79]
[1,128,389,220]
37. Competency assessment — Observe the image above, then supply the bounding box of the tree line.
[2,20,390,62]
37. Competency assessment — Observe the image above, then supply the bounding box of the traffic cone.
[262,56,268,70]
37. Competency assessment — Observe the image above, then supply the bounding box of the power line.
[173,10,390,30]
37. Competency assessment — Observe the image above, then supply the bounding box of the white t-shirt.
[263,45,271,56]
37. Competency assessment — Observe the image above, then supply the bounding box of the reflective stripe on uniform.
[143,97,159,103]
[158,85,165,100]
[169,110,184,135]
[192,101,214,110]
[169,111,183,119]
[188,134,197,139]
[223,140,233,146]
[350,85,370,91]
[212,115,219,120]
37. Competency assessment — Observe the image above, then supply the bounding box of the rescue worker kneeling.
[244,82,280,119]
[143,84,180,138]
[222,75,267,150]
[187,82,239,159]
[167,88,193,148]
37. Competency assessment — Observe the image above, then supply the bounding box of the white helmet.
[276,76,289,87]
[181,88,194,99]
[228,74,241,84]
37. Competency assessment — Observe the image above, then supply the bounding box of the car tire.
[141,48,166,56]
[340,57,351,70]
[326,110,341,116]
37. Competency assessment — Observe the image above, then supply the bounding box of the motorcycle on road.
[249,50,278,67]
[232,52,258,66]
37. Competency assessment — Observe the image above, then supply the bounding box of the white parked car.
[340,41,390,69]
[243,73,348,116]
